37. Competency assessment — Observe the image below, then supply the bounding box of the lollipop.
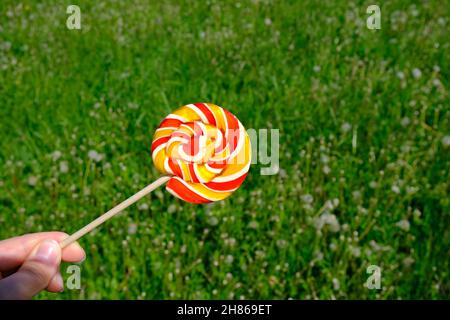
[152,103,251,203]
[60,103,251,248]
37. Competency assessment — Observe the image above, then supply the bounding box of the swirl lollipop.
[152,103,251,203]
[60,103,251,248]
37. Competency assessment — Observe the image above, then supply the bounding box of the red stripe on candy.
[205,173,247,191]
[207,160,227,169]
[182,135,199,157]
[167,178,211,204]
[160,119,182,128]
[194,103,216,125]
[151,136,170,153]
[168,158,183,178]
[188,163,200,183]
[223,109,239,154]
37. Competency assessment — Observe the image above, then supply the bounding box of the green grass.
[0,0,449,299]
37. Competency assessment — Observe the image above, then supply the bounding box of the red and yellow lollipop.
[151,103,251,203]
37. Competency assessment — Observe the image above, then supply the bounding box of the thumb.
[0,239,61,300]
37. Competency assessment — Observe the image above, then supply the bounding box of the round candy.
[151,103,251,203]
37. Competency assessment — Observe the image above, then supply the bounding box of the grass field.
[0,0,449,299]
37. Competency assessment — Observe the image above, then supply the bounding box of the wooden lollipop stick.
[60,175,171,248]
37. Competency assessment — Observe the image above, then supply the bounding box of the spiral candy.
[151,103,251,203]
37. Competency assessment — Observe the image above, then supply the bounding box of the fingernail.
[33,240,60,264]
[56,273,65,292]
[73,242,86,263]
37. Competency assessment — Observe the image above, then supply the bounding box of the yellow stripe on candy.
[153,148,167,174]
[172,107,201,122]
[207,104,227,132]
[153,128,175,140]
[195,163,217,183]
[174,177,233,201]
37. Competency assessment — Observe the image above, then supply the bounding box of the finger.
[0,232,85,272]
[0,239,61,300]
[26,232,85,262]
[61,242,85,263]
[47,272,64,293]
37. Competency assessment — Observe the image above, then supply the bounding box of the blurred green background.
[0,0,448,299]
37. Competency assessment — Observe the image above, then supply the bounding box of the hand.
[0,232,85,300]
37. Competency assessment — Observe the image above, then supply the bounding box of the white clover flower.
[314,211,340,232]
[28,176,38,186]
[264,18,272,26]
[301,194,314,204]
[396,71,405,80]
[406,186,419,194]
[403,257,415,267]
[225,237,236,247]
[441,136,450,147]
[320,154,330,164]
[349,245,361,257]
[412,68,422,79]
[127,102,139,110]
[138,203,149,211]
[167,204,177,214]
[324,199,339,210]
[51,150,62,161]
[400,117,410,127]
[127,223,137,235]
[324,212,340,232]
[88,150,104,162]
[248,220,259,229]
[313,65,321,73]
[225,255,234,264]
[208,216,219,226]
[352,190,362,201]
[276,239,287,248]
[332,278,340,291]
[432,79,441,87]
[413,209,422,219]
[59,161,69,173]
[332,198,340,208]
[314,216,325,230]
[314,251,324,261]
[391,185,400,194]
[396,219,410,232]
[341,122,352,133]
